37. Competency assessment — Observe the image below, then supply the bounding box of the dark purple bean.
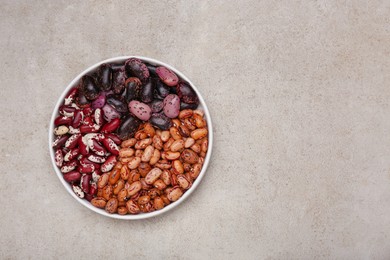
[154,78,170,98]
[180,101,199,110]
[91,93,106,109]
[149,113,172,130]
[106,95,128,113]
[98,63,113,91]
[81,75,100,100]
[125,58,150,83]
[117,115,142,140]
[102,104,120,122]
[176,82,199,104]
[145,63,157,77]
[112,70,126,95]
[140,79,154,103]
[150,100,164,113]
[75,91,90,107]
[125,77,142,102]
[110,62,125,71]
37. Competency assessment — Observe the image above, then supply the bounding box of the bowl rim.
[48,56,213,220]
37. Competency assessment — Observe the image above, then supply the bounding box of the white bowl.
[49,56,213,219]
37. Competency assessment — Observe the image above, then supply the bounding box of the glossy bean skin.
[124,77,142,102]
[112,70,126,95]
[91,197,107,208]
[140,79,154,103]
[98,63,113,91]
[125,58,150,83]
[106,95,128,113]
[176,82,199,104]
[117,115,142,140]
[105,198,118,214]
[149,113,172,130]
[81,75,100,100]
[153,78,170,98]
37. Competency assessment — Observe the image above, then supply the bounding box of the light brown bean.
[117,188,127,202]
[105,198,118,214]
[201,139,208,153]
[145,168,162,184]
[179,109,193,119]
[109,169,121,185]
[117,206,128,215]
[160,131,170,142]
[170,127,182,140]
[153,197,164,210]
[167,187,183,202]
[190,163,202,179]
[97,173,109,189]
[127,181,142,196]
[161,194,170,205]
[127,157,141,169]
[119,148,134,157]
[172,119,181,128]
[143,123,155,137]
[138,195,150,205]
[191,128,208,140]
[149,149,160,165]
[177,174,191,189]
[170,139,184,152]
[181,149,199,164]
[120,165,130,180]
[152,135,163,150]
[193,113,206,128]
[184,138,195,148]
[163,138,174,151]
[126,200,140,214]
[138,162,152,177]
[190,143,201,154]
[153,179,167,190]
[135,138,152,149]
[121,138,137,148]
[141,145,154,162]
[161,170,171,186]
[113,179,125,195]
[163,151,181,160]
[172,160,184,174]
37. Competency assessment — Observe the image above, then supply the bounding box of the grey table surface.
[1,1,390,259]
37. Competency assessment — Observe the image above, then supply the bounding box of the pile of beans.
[52,57,208,214]
[92,109,208,214]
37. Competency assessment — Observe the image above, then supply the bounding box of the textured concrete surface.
[1,0,390,259]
